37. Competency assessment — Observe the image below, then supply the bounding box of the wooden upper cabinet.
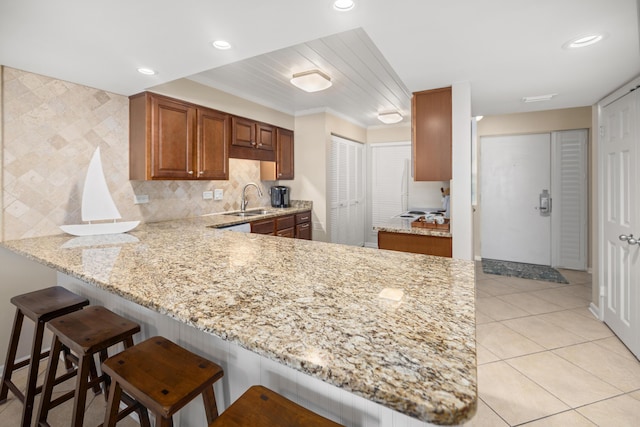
[260,127,294,181]
[198,108,229,180]
[230,116,276,161]
[230,116,256,149]
[412,87,452,181]
[130,92,229,180]
[276,128,294,180]
[256,123,275,151]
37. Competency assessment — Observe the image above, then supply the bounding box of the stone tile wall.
[1,67,273,241]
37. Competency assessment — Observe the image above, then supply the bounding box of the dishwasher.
[218,222,251,233]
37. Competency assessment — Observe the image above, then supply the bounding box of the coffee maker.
[270,186,290,208]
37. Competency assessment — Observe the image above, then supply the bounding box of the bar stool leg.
[37,335,63,426]
[70,353,92,427]
[22,318,47,427]
[202,387,219,423]
[0,309,23,403]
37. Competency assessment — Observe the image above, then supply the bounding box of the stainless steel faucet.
[240,182,263,212]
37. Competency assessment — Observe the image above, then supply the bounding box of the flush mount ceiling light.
[563,34,604,49]
[333,0,355,11]
[137,68,157,76]
[522,93,557,103]
[377,111,403,124]
[212,40,231,50]
[290,70,332,93]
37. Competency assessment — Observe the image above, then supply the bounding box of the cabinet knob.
[198,171,204,176]
[251,141,257,147]
[258,143,263,147]
[188,171,194,175]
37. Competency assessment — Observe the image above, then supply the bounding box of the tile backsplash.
[1,67,273,241]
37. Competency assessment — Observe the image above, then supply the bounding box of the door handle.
[539,189,551,216]
[619,234,639,245]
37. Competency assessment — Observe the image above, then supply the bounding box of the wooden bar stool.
[209,386,343,427]
[36,306,149,427]
[101,336,224,427]
[0,286,89,427]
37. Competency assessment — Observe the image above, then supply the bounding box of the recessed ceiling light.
[377,111,403,124]
[333,0,355,11]
[563,34,604,49]
[137,68,157,76]
[290,70,332,93]
[522,94,557,103]
[212,40,232,50]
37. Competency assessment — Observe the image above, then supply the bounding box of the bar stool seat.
[102,336,342,427]
[36,306,148,427]
[0,286,89,427]
[101,336,224,427]
[209,386,343,427]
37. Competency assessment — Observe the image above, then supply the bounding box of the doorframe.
[596,74,640,321]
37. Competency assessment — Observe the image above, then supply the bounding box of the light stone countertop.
[1,209,476,425]
[374,217,453,238]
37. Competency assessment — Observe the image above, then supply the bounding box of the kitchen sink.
[223,209,271,217]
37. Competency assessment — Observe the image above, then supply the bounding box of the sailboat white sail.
[60,147,139,236]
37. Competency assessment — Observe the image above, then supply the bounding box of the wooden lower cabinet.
[250,212,311,240]
[378,231,452,258]
[295,211,312,240]
[251,218,275,235]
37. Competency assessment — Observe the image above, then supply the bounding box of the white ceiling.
[1,0,638,127]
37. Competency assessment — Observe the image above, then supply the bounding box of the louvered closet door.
[329,136,365,246]
[551,129,588,270]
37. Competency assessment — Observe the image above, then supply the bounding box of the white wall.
[451,82,473,260]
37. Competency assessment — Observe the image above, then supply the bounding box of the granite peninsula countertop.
[374,217,453,238]
[2,211,476,425]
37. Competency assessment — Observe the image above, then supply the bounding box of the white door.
[329,136,365,246]
[551,129,588,270]
[480,134,551,265]
[601,89,640,358]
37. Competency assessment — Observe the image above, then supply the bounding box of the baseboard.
[364,242,378,249]
[589,302,602,320]
[0,352,33,378]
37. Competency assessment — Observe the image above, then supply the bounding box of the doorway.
[480,130,588,268]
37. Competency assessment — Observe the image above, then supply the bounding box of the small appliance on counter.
[270,185,290,208]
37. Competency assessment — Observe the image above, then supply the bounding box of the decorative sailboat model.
[60,147,139,236]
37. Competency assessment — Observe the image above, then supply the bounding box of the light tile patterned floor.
[1,265,639,426]
[466,263,640,427]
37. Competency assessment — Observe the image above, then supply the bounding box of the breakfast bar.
[1,215,476,426]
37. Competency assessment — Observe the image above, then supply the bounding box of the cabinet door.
[276,128,294,179]
[276,227,295,238]
[295,222,311,240]
[256,123,275,152]
[197,108,229,180]
[378,231,452,257]
[412,87,452,181]
[151,96,196,179]
[231,116,256,148]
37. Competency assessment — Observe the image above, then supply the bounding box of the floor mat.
[482,258,569,284]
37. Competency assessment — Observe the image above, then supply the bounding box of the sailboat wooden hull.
[60,221,140,237]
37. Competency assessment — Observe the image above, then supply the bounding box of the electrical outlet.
[214,189,223,200]
[134,194,149,204]
[203,191,213,200]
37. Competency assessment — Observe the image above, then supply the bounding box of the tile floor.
[1,266,639,426]
[0,359,140,426]
[466,263,640,427]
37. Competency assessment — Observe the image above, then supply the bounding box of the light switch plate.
[214,189,223,200]
[203,191,213,200]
